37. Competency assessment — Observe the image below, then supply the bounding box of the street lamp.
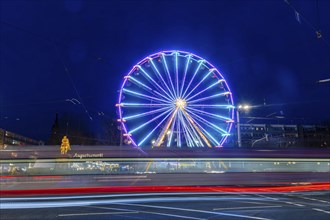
[236,104,250,147]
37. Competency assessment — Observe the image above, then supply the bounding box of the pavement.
[1,191,330,220]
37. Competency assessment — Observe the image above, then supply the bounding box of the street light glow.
[237,103,251,148]
[243,105,250,110]
[238,104,250,110]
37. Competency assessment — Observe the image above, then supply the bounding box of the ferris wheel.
[117,50,235,148]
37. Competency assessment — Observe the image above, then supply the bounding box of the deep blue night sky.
[1,0,329,141]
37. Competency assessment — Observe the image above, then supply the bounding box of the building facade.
[0,128,44,149]
[230,123,330,148]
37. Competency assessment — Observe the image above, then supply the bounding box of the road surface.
[1,191,329,219]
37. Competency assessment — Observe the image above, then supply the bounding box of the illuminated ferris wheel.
[117,50,235,148]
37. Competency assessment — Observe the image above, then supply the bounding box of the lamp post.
[237,105,250,148]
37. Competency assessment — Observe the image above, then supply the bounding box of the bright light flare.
[175,98,187,109]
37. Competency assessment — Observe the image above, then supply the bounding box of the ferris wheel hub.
[175,98,187,109]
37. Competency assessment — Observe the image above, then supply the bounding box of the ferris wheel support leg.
[182,109,212,148]
[154,108,178,147]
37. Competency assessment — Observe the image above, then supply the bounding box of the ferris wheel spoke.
[183,108,220,146]
[161,53,177,98]
[181,110,207,147]
[183,68,216,100]
[186,79,225,102]
[186,108,229,135]
[128,76,172,102]
[191,119,220,146]
[129,107,174,134]
[175,52,179,97]
[167,113,177,147]
[123,106,172,121]
[120,103,170,108]
[179,111,197,147]
[176,111,182,147]
[186,107,232,122]
[188,104,235,109]
[179,54,191,97]
[137,65,174,100]
[138,109,175,146]
[123,88,170,104]
[182,60,204,98]
[149,58,176,99]
[154,108,178,147]
[188,91,231,104]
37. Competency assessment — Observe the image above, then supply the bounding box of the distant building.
[0,128,44,149]
[230,123,330,148]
